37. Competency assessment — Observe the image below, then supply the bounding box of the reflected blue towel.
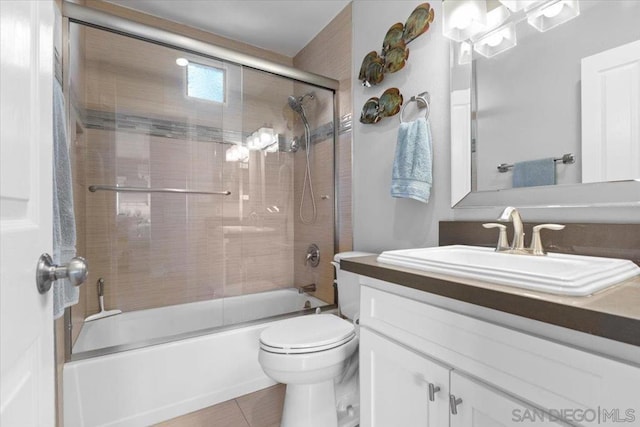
[512,158,556,188]
[391,117,432,203]
[53,79,79,319]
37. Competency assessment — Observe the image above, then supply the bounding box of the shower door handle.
[36,253,88,294]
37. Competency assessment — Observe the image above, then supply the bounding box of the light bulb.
[542,2,564,18]
[258,127,274,146]
[485,33,504,47]
[226,146,239,162]
[246,132,260,151]
[443,0,488,42]
[450,7,474,29]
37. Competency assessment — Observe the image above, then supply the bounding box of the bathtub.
[64,288,328,427]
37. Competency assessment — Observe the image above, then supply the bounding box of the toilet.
[258,251,373,427]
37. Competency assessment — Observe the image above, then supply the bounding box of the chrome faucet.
[498,206,526,252]
[487,207,565,255]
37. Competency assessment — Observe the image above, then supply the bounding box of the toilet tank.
[332,252,375,320]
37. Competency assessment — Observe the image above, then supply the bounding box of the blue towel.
[512,158,556,188]
[53,79,79,319]
[391,117,432,203]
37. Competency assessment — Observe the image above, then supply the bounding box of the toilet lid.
[260,314,355,354]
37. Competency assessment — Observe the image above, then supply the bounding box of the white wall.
[352,1,452,253]
[352,0,640,253]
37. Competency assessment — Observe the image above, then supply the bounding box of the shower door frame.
[61,1,341,361]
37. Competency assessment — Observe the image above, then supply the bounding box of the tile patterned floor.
[156,384,285,427]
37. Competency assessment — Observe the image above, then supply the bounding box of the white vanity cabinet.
[449,373,567,426]
[360,328,568,427]
[360,328,450,426]
[358,278,640,427]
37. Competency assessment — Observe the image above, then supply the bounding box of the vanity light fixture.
[473,22,517,57]
[446,0,580,59]
[263,139,280,153]
[225,144,249,163]
[498,0,543,12]
[262,129,280,153]
[246,131,262,151]
[245,127,279,152]
[258,127,275,147]
[471,1,515,57]
[483,1,511,29]
[525,0,580,32]
[442,0,488,42]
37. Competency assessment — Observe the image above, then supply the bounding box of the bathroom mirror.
[450,0,640,208]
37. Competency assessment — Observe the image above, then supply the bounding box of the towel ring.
[399,92,430,123]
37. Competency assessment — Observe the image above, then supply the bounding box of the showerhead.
[287,92,315,115]
[287,95,304,114]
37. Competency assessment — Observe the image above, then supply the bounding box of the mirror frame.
[449,45,640,209]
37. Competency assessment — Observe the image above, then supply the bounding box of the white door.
[449,372,570,427]
[1,1,55,426]
[581,40,640,183]
[359,328,450,427]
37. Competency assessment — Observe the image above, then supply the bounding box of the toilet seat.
[260,314,355,355]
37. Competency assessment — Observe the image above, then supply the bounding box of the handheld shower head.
[285,92,317,224]
[287,92,315,115]
[287,95,304,114]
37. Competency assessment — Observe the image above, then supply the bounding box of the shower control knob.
[305,244,320,268]
[36,253,88,294]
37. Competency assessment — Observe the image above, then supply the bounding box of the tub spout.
[298,284,316,294]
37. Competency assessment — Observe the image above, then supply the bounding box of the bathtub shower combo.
[61,4,340,426]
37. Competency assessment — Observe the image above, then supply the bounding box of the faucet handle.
[483,223,509,252]
[530,224,565,255]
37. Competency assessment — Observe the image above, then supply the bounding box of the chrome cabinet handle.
[449,394,463,415]
[36,253,88,294]
[428,383,441,402]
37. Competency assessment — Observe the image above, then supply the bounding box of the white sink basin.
[377,245,640,296]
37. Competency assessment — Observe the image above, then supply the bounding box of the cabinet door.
[360,327,450,427]
[449,372,569,427]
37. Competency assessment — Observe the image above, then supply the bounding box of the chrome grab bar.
[88,185,230,196]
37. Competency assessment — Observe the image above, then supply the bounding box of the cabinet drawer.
[360,284,640,417]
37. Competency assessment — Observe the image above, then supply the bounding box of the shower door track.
[61,2,339,91]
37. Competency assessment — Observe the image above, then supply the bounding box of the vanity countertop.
[342,255,640,348]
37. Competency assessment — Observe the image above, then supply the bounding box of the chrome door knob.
[36,253,88,294]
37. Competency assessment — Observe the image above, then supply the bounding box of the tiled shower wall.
[293,4,353,304]
[78,129,295,314]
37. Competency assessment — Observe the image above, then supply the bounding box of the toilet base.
[281,380,338,427]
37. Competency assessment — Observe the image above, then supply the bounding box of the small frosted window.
[187,63,225,103]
